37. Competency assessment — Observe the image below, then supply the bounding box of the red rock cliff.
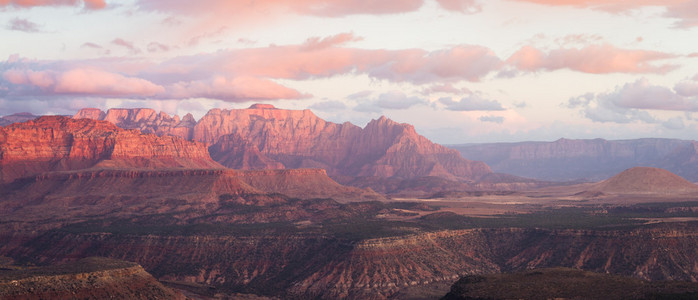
[0,116,221,183]
[72,105,492,181]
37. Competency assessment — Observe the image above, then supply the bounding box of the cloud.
[6,18,41,32]
[148,42,502,84]
[607,78,698,111]
[509,0,697,27]
[353,91,427,112]
[166,76,306,102]
[421,83,472,95]
[0,0,106,9]
[301,32,363,51]
[310,100,347,111]
[672,80,698,97]
[568,78,698,125]
[435,0,482,13]
[111,38,141,54]
[439,94,506,111]
[147,42,170,53]
[507,44,676,74]
[479,115,504,123]
[136,0,425,18]
[81,42,102,49]
[662,117,685,129]
[3,68,164,97]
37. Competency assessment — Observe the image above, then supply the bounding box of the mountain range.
[72,104,492,182]
[453,138,698,182]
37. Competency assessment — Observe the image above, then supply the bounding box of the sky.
[1,0,697,144]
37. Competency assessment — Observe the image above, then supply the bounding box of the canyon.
[3,109,698,299]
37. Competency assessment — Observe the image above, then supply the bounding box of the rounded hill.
[594,167,698,194]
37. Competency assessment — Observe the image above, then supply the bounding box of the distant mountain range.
[452,138,698,182]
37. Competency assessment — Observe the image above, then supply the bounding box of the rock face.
[593,167,698,194]
[0,116,221,183]
[452,138,698,182]
[75,105,492,181]
[0,257,183,300]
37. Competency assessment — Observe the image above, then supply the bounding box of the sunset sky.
[1,0,697,143]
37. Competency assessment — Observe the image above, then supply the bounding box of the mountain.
[74,104,492,182]
[592,167,698,194]
[0,112,39,127]
[451,138,698,182]
[74,107,195,140]
[0,257,183,300]
[0,116,221,183]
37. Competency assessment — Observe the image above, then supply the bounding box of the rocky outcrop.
[0,257,183,300]
[452,138,698,182]
[0,116,221,183]
[75,105,492,181]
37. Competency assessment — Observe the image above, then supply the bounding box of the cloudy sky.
[1,0,697,143]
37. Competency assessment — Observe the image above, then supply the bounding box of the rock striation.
[0,116,221,183]
[74,105,492,181]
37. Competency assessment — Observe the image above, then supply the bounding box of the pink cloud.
[507,44,676,74]
[301,32,363,51]
[149,43,501,84]
[0,0,105,9]
[147,42,170,53]
[3,68,164,97]
[6,18,41,32]
[111,38,141,54]
[435,0,482,13]
[510,0,697,27]
[137,0,424,17]
[167,76,307,101]
[509,0,686,12]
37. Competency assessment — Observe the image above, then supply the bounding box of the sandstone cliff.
[75,105,492,181]
[0,116,222,183]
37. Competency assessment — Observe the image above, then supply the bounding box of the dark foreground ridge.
[442,268,698,300]
[0,257,183,299]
